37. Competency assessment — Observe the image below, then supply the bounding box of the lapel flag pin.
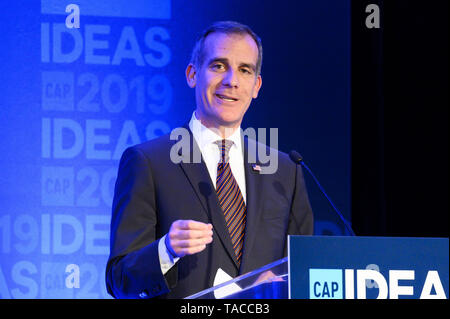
[252,164,261,172]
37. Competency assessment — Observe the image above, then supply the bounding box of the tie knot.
[215,139,233,163]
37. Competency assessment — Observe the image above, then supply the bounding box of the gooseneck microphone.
[289,150,356,236]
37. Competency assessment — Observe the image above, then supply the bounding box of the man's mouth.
[215,93,238,102]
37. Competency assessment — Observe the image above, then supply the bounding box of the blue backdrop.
[0,0,350,298]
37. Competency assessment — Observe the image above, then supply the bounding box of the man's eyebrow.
[207,57,229,65]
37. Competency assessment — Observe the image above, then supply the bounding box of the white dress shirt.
[189,111,247,201]
[158,111,247,275]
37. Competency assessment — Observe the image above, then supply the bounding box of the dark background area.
[351,0,449,237]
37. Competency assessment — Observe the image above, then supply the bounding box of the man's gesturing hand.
[166,220,213,258]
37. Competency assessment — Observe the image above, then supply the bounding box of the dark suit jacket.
[105,127,313,299]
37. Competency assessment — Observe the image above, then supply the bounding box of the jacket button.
[139,291,148,298]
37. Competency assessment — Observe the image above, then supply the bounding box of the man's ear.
[252,74,262,99]
[185,64,197,88]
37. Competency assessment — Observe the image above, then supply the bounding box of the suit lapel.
[240,136,265,274]
[177,125,240,268]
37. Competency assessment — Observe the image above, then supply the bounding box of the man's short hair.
[190,21,263,76]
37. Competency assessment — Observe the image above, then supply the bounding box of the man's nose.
[222,69,239,88]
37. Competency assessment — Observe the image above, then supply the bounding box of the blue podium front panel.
[288,236,449,299]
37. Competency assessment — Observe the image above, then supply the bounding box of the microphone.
[289,150,356,236]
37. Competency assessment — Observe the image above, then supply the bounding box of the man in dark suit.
[105,21,313,299]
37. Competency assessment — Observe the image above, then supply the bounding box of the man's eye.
[240,68,252,74]
[211,64,225,70]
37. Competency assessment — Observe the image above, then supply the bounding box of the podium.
[186,236,449,299]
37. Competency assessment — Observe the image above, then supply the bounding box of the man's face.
[186,32,262,131]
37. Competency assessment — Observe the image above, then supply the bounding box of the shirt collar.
[188,111,243,153]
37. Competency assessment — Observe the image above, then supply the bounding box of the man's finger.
[171,229,213,240]
[179,244,207,256]
[173,237,213,248]
[176,220,213,230]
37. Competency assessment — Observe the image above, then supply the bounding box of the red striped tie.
[215,139,246,265]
